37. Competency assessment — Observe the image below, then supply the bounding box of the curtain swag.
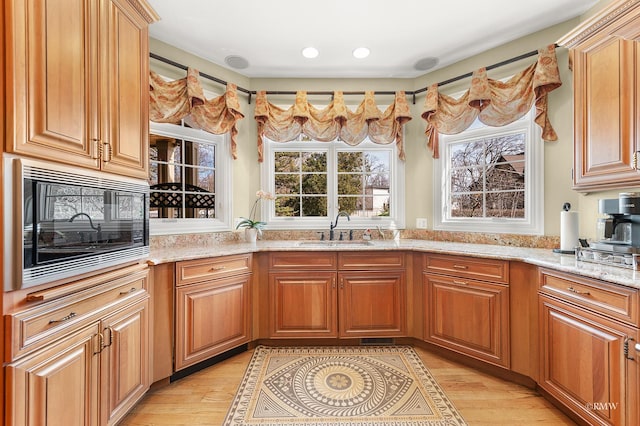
[254,90,412,162]
[149,68,245,159]
[421,44,562,159]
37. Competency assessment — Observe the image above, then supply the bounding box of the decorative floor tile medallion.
[223,346,467,425]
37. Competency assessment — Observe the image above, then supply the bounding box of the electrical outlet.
[416,218,428,229]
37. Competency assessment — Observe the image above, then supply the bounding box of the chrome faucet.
[329,211,350,240]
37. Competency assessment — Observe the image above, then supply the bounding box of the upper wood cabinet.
[558,0,640,191]
[4,0,159,179]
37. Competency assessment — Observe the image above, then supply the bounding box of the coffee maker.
[591,193,640,253]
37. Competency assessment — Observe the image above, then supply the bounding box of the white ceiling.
[147,0,599,79]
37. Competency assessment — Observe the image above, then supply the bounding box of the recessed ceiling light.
[353,47,370,59]
[302,47,319,59]
[224,55,249,69]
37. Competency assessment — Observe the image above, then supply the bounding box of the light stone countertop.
[148,239,640,290]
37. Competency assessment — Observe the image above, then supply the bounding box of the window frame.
[149,121,232,235]
[261,137,405,231]
[433,108,544,235]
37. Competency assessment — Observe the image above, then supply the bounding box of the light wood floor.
[120,346,576,426]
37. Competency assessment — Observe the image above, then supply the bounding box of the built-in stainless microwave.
[3,154,150,291]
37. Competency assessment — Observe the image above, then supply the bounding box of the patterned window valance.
[421,44,562,158]
[149,68,245,159]
[254,90,412,162]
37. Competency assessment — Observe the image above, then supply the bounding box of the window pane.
[275,196,300,217]
[451,193,483,217]
[275,174,300,194]
[302,152,327,172]
[338,196,360,214]
[450,167,481,193]
[364,151,389,173]
[486,165,525,191]
[487,191,525,218]
[301,196,327,216]
[275,152,300,172]
[338,152,363,172]
[150,130,216,220]
[302,174,327,194]
[338,174,362,195]
[451,141,483,168]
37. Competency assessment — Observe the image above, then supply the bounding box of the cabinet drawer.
[269,252,337,270]
[8,269,148,361]
[338,251,405,270]
[539,269,638,325]
[176,253,252,286]
[423,254,509,284]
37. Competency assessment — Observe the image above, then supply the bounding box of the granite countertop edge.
[147,239,640,289]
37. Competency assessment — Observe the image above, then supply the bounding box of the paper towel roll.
[560,211,579,251]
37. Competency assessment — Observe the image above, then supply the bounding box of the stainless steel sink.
[296,240,375,247]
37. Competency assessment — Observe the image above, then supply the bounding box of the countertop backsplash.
[150,229,560,251]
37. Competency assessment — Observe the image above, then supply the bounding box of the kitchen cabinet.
[4,0,158,179]
[539,269,639,426]
[4,265,150,426]
[558,0,640,191]
[268,251,406,338]
[174,254,252,371]
[423,253,510,368]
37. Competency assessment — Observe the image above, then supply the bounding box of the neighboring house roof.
[499,154,525,176]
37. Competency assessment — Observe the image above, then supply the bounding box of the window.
[149,121,232,235]
[433,108,543,234]
[262,136,405,230]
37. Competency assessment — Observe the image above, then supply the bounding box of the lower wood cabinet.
[268,251,406,339]
[423,273,510,368]
[269,271,338,338]
[539,269,640,426]
[6,323,101,426]
[5,266,150,426]
[339,271,405,337]
[174,254,252,371]
[539,294,637,426]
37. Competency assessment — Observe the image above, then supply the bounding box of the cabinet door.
[5,323,101,426]
[98,0,150,179]
[540,295,636,426]
[424,274,510,368]
[7,0,99,168]
[339,271,406,338]
[573,36,638,190]
[100,298,149,426]
[269,271,337,338]
[175,275,251,370]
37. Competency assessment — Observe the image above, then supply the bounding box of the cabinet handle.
[340,278,344,289]
[49,312,76,324]
[103,327,114,349]
[635,342,640,352]
[119,287,137,295]
[102,141,112,163]
[634,151,639,170]
[567,286,590,295]
[209,266,227,271]
[452,280,468,286]
[93,332,104,355]
[453,265,468,270]
[624,337,635,360]
[332,277,336,289]
[91,138,101,160]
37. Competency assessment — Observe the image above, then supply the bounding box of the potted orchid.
[236,190,275,242]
